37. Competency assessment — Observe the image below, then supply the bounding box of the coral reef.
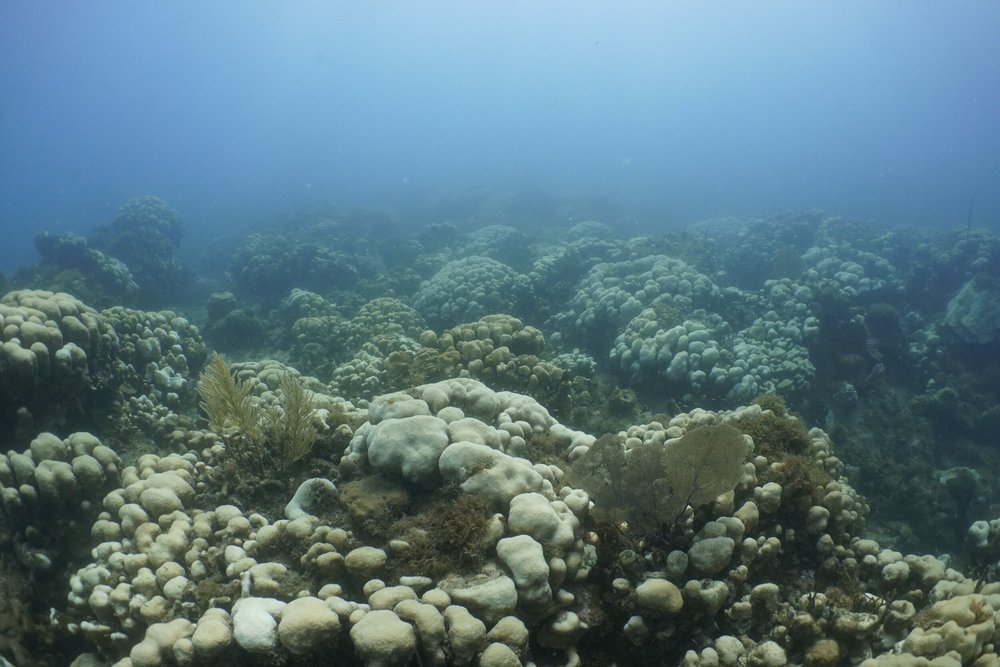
[5,209,1000,665]
[943,274,1000,344]
[413,256,530,329]
[0,290,113,439]
[230,232,360,305]
[202,291,265,353]
[198,353,318,476]
[11,374,998,666]
[33,232,138,299]
[0,289,208,450]
[90,196,190,305]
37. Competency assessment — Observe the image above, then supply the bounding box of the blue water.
[2,2,999,273]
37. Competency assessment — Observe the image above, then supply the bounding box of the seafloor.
[2,196,1000,666]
